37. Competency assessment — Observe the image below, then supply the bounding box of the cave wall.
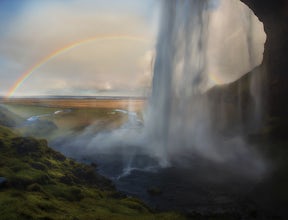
[210,0,288,139]
[242,0,288,138]
[240,0,288,116]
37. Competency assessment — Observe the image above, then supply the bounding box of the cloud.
[0,0,157,97]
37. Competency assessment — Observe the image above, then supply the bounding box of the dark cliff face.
[210,1,288,139]
[242,0,288,138]
[240,0,288,113]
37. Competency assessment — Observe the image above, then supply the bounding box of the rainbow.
[208,72,224,85]
[6,34,150,98]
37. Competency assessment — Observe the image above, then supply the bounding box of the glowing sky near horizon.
[0,0,266,97]
[0,0,158,97]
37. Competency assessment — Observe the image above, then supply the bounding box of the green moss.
[0,125,17,140]
[0,125,185,220]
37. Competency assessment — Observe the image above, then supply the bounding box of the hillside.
[0,125,183,220]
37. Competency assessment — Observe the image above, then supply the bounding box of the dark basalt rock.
[209,0,288,139]
[240,0,288,138]
[0,177,7,187]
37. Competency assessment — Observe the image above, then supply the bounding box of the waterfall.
[55,0,266,178]
[145,0,211,166]
[144,0,266,171]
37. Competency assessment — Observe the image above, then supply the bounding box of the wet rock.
[0,177,7,187]
[240,0,288,139]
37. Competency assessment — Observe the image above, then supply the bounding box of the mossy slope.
[0,126,184,220]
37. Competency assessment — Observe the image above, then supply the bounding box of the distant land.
[0,96,147,110]
[0,95,147,100]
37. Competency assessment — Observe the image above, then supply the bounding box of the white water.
[26,110,64,123]
[55,0,266,178]
[143,0,266,171]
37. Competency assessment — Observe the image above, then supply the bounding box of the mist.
[48,0,266,184]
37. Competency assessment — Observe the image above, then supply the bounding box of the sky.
[0,0,158,97]
[0,0,266,97]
